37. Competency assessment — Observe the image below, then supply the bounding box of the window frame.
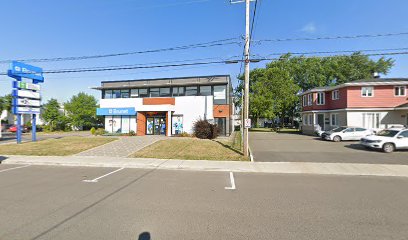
[330,113,339,127]
[332,90,339,100]
[394,86,406,97]
[159,87,171,97]
[307,94,313,106]
[316,92,325,105]
[185,86,198,96]
[361,86,374,97]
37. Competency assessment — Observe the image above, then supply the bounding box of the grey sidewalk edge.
[2,155,408,178]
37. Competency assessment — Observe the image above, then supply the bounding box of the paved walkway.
[76,136,165,157]
[3,155,408,178]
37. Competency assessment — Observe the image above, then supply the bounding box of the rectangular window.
[159,87,171,97]
[139,88,148,98]
[302,95,307,107]
[394,86,406,96]
[361,87,374,97]
[332,90,339,100]
[120,89,129,98]
[214,85,227,104]
[199,86,212,96]
[149,88,160,97]
[316,92,325,105]
[104,90,113,99]
[308,114,313,125]
[362,113,380,129]
[112,90,121,99]
[185,86,198,96]
[172,87,185,96]
[330,113,339,126]
[130,89,138,98]
[307,94,313,106]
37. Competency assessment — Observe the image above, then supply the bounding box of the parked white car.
[321,126,373,142]
[360,128,408,153]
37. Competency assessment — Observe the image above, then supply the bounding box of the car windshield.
[332,127,347,132]
[376,130,399,137]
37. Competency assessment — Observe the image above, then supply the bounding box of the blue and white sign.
[8,61,44,144]
[8,61,44,82]
[96,108,136,116]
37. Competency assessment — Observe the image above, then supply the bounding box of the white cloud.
[301,22,317,33]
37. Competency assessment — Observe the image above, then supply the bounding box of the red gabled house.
[300,78,408,135]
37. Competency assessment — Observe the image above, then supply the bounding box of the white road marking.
[0,165,30,173]
[83,167,125,183]
[225,172,236,190]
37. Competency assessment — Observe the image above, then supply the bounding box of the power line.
[0,60,229,76]
[0,37,240,64]
[259,47,408,57]
[253,31,408,43]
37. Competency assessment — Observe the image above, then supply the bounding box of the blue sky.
[1,0,408,103]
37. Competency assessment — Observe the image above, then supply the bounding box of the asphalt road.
[1,164,408,240]
[250,131,408,164]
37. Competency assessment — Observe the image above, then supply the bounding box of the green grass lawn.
[131,132,248,161]
[0,137,116,156]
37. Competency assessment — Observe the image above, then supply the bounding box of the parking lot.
[250,131,408,164]
[1,164,408,240]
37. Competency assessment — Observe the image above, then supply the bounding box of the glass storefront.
[146,115,166,135]
[105,116,136,133]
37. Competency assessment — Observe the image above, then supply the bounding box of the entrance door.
[147,116,166,135]
[215,118,226,136]
[317,114,324,131]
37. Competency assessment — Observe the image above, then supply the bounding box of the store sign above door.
[96,107,136,116]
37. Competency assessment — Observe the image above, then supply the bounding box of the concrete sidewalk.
[2,155,408,178]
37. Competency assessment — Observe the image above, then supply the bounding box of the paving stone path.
[76,136,166,157]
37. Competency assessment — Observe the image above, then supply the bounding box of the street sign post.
[244,118,251,128]
[8,61,44,144]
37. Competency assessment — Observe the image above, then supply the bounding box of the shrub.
[95,128,106,136]
[193,119,219,139]
[90,127,96,135]
[128,130,136,136]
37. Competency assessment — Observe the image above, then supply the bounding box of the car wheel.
[333,135,342,142]
[382,143,395,153]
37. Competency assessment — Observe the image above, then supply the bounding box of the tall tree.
[64,93,98,130]
[42,98,65,131]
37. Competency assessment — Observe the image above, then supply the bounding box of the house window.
[332,90,339,100]
[303,114,308,125]
[172,87,185,96]
[330,113,339,126]
[138,88,148,98]
[185,86,198,96]
[394,86,406,96]
[104,90,113,99]
[302,95,306,107]
[307,94,313,106]
[199,86,212,96]
[149,88,160,97]
[112,90,121,99]
[308,114,313,126]
[130,89,139,98]
[159,87,171,97]
[361,87,374,97]
[316,92,325,105]
[213,85,227,104]
[120,89,129,98]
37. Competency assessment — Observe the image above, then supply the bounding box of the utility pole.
[243,0,250,157]
[230,0,253,157]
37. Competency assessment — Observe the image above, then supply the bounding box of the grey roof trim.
[301,78,408,96]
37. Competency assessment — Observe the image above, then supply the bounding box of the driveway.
[249,131,408,165]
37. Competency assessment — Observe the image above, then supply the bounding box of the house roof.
[300,78,408,96]
[92,75,231,90]
[395,103,408,110]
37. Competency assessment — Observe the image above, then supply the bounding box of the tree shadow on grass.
[213,140,244,156]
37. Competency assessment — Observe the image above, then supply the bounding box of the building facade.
[300,78,408,135]
[94,75,234,136]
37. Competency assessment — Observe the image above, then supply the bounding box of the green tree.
[42,98,65,131]
[64,93,98,130]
